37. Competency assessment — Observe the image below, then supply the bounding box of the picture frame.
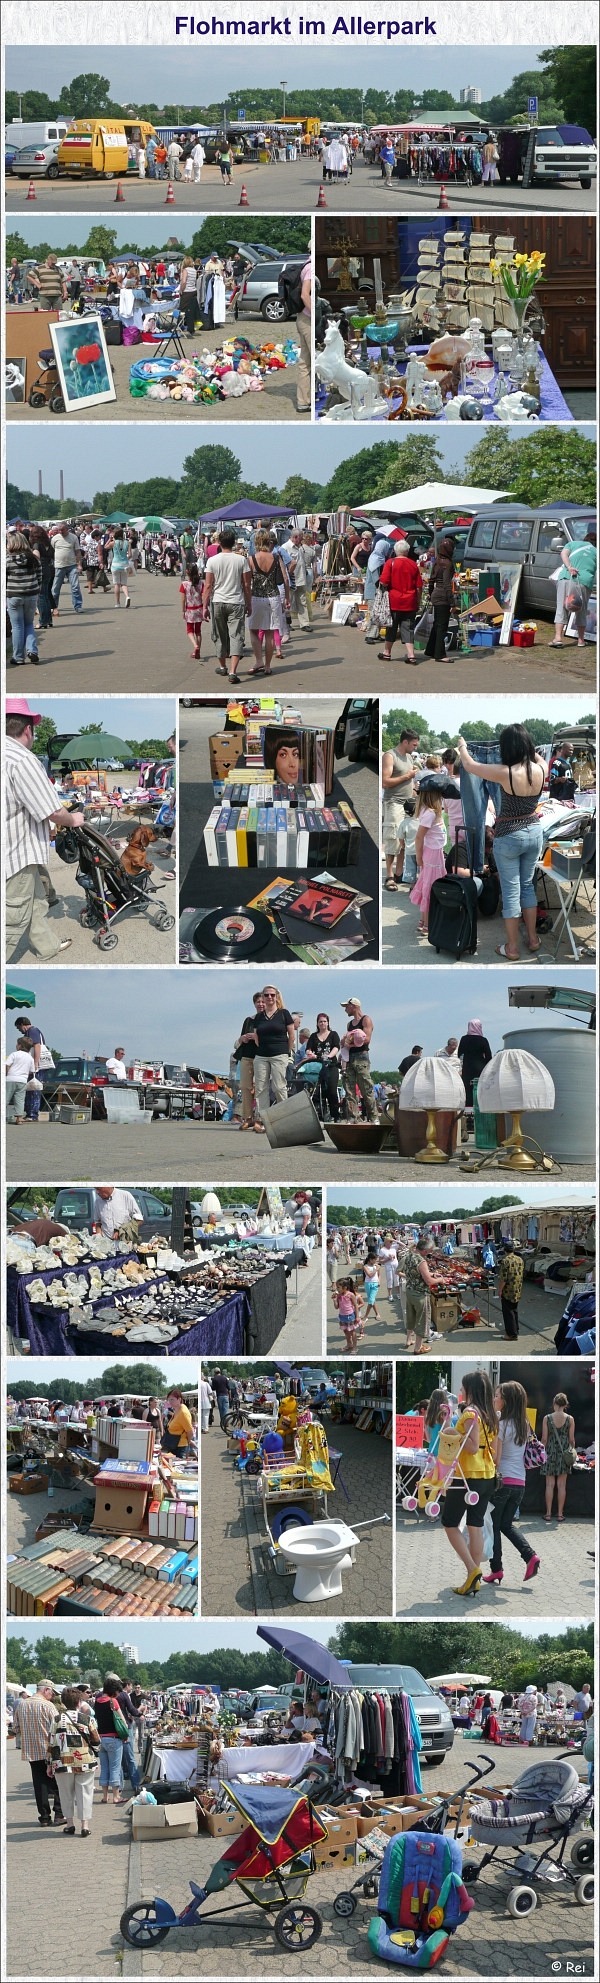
[5,356,26,403]
[49,313,116,412]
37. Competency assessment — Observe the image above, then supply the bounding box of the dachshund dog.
[119,825,158,876]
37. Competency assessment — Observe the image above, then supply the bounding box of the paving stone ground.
[327,1265,579,1357]
[396,1509,595,1619]
[6,1736,594,1979]
[200,1409,394,1617]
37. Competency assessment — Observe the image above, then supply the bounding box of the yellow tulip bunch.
[490,248,546,302]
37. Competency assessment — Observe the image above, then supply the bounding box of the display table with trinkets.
[7,1228,289,1357]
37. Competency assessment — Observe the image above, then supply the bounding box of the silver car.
[346,1662,455,1763]
[237,255,305,323]
[12,139,61,178]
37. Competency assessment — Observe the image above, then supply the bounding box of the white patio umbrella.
[428,1673,492,1689]
[356,483,509,514]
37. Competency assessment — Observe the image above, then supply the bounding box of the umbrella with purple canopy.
[198,499,296,526]
[257,1624,352,1690]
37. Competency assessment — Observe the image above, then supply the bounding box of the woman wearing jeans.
[6,531,41,664]
[94,1677,125,1804]
[457,725,545,960]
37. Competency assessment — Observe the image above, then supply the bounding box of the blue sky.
[382,694,595,731]
[6,1355,199,1388]
[12,967,595,1075]
[29,697,175,737]
[7,1615,582,1660]
[6,45,548,102]
[8,422,595,510]
[327,1184,595,1213]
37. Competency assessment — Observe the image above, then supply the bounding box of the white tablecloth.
[219,1740,315,1780]
[151,1746,198,1783]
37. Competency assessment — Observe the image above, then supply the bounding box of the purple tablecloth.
[356,343,573,423]
[7,1259,256,1358]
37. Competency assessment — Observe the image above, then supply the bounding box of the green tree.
[6,231,30,263]
[6,90,59,122]
[190,217,309,259]
[480,69,562,129]
[279,474,325,512]
[82,225,118,261]
[31,716,57,760]
[179,443,243,514]
[463,429,596,507]
[57,73,114,118]
[539,47,596,134]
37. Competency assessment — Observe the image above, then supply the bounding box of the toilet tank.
[502,1025,596,1161]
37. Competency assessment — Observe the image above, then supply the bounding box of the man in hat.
[5,698,84,960]
[340,995,379,1123]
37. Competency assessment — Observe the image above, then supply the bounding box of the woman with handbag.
[552,528,596,647]
[541,1392,577,1522]
[49,1687,99,1837]
[94,1675,128,1804]
[440,1370,499,1597]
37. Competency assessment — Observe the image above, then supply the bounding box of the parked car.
[456,505,596,615]
[51,1186,172,1239]
[237,253,306,322]
[334,696,379,765]
[11,139,62,179]
[5,145,18,174]
[346,1663,455,1763]
[40,1055,109,1100]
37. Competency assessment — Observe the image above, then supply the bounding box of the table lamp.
[399,1055,466,1163]
[476,1048,555,1169]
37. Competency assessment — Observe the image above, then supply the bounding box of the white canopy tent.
[356,483,509,516]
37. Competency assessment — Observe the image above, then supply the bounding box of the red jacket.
[380,555,422,613]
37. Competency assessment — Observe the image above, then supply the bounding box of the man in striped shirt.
[5,697,84,961]
[12,1682,64,1825]
[31,254,68,310]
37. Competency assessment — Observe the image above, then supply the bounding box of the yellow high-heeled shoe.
[453,1566,482,1597]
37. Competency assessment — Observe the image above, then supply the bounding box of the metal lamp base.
[498,1110,539,1170]
[414,1109,450,1163]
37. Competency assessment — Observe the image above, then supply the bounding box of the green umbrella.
[54,733,134,766]
[6,984,36,1009]
[103,510,132,525]
[133,514,177,533]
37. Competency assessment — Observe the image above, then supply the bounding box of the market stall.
[6,1229,288,1357]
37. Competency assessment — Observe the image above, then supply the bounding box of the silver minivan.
[346,1662,455,1763]
[458,505,596,614]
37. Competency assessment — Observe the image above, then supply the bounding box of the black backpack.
[279,265,304,316]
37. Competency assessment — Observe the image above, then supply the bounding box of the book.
[284,879,359,931]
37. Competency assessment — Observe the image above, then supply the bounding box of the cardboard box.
[9,1474,49,1495]
[206,1806,245,1837]
[132,1802,198,1841]
[313,1814,357,1866]
[431,1296,459,1333]
[209,733,243,783]
[378,1798,439,1835]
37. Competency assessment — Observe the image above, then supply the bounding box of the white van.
[6,119,70,150]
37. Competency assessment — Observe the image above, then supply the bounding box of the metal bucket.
[261,1090,325,1149]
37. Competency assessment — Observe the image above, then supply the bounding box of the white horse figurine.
[315,321,383,418]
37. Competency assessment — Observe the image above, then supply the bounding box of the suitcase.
[428,827,478,957]
[427,873,478,957]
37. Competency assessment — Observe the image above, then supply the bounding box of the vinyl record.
[193,905,272,960]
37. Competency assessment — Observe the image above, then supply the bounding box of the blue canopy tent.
[198,499,295,527]
[257,1624,352,1691]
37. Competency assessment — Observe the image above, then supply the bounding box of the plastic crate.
[512,629,535,647]
[468,627,501,648]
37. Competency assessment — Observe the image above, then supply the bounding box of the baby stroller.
[464,1753,594,1917]
[27,347,65,413]
[54,818,175,951]
[402,1421,480,1518]
[289,1055,340,1123]
[367,1829,474,1968]
[120,1783,326,1952]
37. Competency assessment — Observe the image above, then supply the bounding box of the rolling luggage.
[428,826,478,957]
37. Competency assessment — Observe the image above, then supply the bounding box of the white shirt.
[5,736,61,879]
[6,1049,36,1082]
[106,1056,127,1082]
[93,1189,142,1235]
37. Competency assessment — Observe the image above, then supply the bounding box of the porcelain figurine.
[316,321,385,416]
[494,391,540,422]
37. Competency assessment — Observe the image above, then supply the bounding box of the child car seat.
[368,1829,474,1968]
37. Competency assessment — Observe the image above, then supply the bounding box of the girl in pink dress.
[410,791,447,934]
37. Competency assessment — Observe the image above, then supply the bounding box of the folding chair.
[547,860,596,960]
[151,310,187,361]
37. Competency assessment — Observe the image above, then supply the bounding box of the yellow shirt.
[457,1407,496,1479]
[167,1404,192,1449]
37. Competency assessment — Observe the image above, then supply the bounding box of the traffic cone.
[316,183,327,208]
[438,181,449,210]
[114,181,125,203]
[165,181,175,204]
[26,179,36,201]
[238,181,249,207]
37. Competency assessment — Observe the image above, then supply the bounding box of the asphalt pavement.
[6,313,305,424]
[5,1735,594,1979]
[9,828,177,969]
[6,159,595,215]
[7,1118,594,1188]
[200,1407,394,1616]
[8,578,593,697]
[327,1271,576,1358]
[383,868,596,970]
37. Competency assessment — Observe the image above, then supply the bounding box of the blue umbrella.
[257,1625,352,1690]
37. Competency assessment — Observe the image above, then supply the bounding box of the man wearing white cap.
[340,995,379,1123]
[5,698,84,960]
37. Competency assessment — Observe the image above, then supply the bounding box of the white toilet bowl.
[276,1519,360,1603]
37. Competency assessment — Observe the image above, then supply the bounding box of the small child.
[334,1278,363,1354]
[379,1233,399,1296]
[398,797,418,887]
[180,562,206,659]
[410,790,447,935]
[362,1254,381,1321]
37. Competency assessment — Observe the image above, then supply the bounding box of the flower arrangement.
[489,250,546,303]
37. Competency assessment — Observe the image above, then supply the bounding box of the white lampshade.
[476,1048,555,1115]
[200,1191,222,1220]
[399,1054,466,1114]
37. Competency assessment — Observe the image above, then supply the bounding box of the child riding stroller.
[54,818,175,950]
[120,1782,326,1952]
[463,1752,594,1918]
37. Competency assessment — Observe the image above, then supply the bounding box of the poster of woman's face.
[49,314,116,411]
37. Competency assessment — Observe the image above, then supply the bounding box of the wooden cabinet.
[315,215,399,304]
[472,216,595,386]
